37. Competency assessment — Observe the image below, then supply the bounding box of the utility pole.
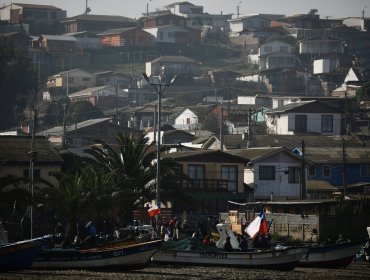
[342,139,347,197]
[220,107,224,151]
[247,108,252,148]
[344,89,350,135]
[227,87,231,122]
[115,84,119,125]
[301,139,306,199]
[28,103,37,239]
[62,103,67,149]
[153,105,157,142]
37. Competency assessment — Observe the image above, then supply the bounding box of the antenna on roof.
[85,0,91,14]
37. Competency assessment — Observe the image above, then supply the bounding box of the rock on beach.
[0,262,369,280]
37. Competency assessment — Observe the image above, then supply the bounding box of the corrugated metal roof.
[150,55,198,64]
[68,86,109,97]
[305,147,370,164]
[38,118,113,136]
[65,14,135,23]
[41,35,76,41]
[97,27,138,35]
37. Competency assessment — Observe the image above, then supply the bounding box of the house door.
[295,115,307,133]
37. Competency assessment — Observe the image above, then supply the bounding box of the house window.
[221,165,238,192]
[280,45,288,52]
[269,57,277,67]
[323,164,331,178]
[360,165,370,177]
[186,118,191,124]
[82,78,90,82]
[263,46,272,53]
[188,164,205,189]
[321,115,333,132]
[295,115,307,132]
[308,165,316,177]
[277,100,284,107]
[23,169,41,181]
[259,165,275,180]
[286,57,294,65]
[288,167,301,183]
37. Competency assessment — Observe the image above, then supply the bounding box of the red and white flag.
[148,204,160,217]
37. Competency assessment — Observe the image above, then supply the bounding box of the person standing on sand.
[174,218,181,240]
[223,236,233,252]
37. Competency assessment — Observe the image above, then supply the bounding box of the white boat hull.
[152,247,307,271]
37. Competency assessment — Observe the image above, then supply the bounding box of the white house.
[46,68,97,92]
[271,96,302,109]
[145,55,200,78]
[143,25,190,43]
[258,38,295,70]
[299,35,344,55]
[172,108,199,130]
[230,147,304,201]
[228,14,278,36]
[265,100,341,135]
[68,85,127,106]
[165,2,231,31]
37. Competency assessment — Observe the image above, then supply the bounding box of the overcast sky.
[1,0,369,19]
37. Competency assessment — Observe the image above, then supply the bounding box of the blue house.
[304,146,370,198]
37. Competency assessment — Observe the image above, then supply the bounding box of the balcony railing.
[184,179,230,192]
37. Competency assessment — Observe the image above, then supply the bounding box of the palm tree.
[0,169,32,241]
[83,132,190,226]
[0,174,31,205]
[36,166,112,240]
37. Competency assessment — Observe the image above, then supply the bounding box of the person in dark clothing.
[239,235,248,251]
[223,236,233,252]
[196,222,207,240]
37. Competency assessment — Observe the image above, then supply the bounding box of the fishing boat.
[151,237,307,271]
[0,237,48,271]
[152,223,307,271]
[32,239,162,269]
[299,239,368,268]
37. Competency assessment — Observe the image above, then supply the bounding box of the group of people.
[51,219,132,249]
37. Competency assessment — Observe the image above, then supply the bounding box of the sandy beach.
[1,262,369,280]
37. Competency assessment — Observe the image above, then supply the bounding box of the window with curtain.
[221,165,238,192]
[360,165,370,177]
[321,115,333,132]
[295,115,307,132]
[288,166,301,183]
[188,164,205,189]
[323,164,331,178]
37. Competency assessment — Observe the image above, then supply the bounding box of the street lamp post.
[28,105,37,239]
[142,72,176,227]
[28,99,52,239]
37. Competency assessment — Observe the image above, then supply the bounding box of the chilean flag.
[245,211,268,238]
[148,204,160,217]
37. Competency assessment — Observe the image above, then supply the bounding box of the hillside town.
[0,1,369,248]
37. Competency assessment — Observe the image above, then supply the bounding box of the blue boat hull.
[299,239,367,268]
[0,238,45,271]
[32,239,162,269]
